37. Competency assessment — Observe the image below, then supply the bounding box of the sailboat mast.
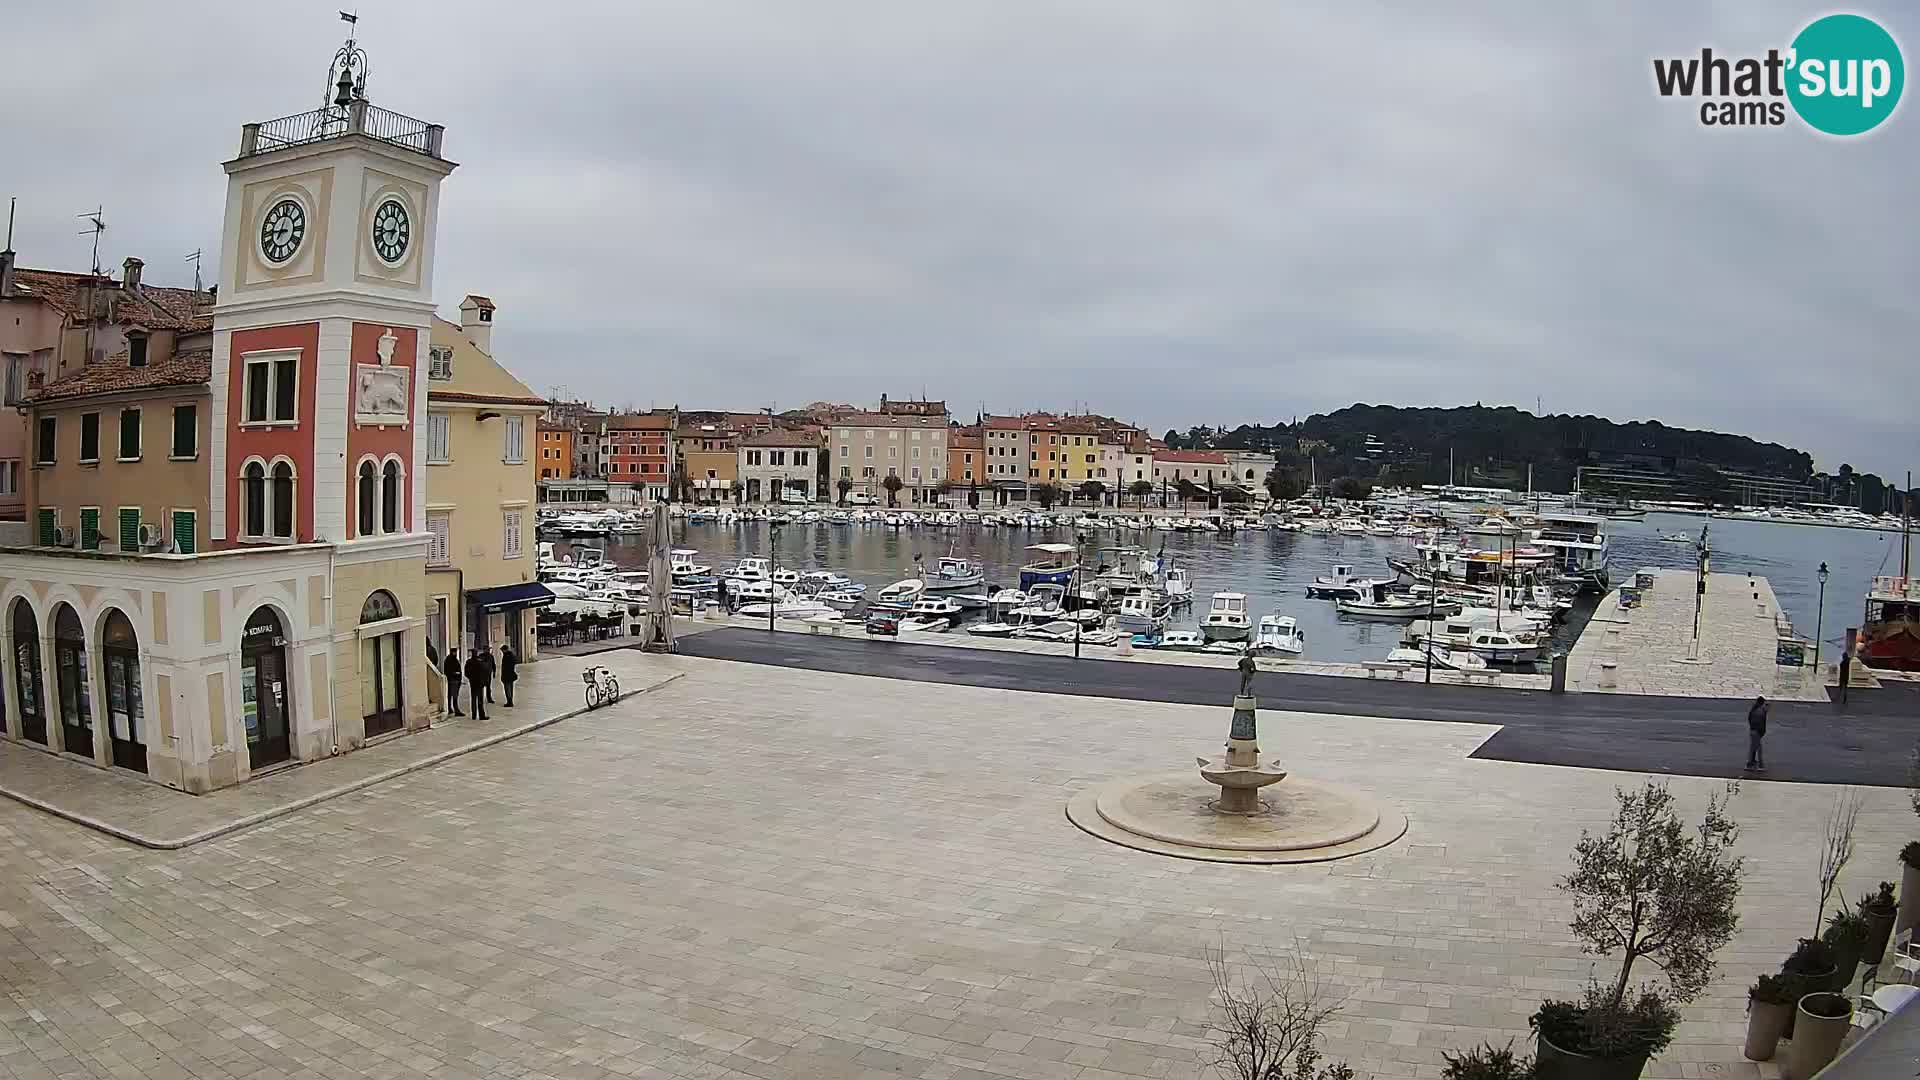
[1903,469,1912,581]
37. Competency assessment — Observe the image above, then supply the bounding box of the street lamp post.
[1423,583,1435,684]
[1813,561,1830,670]
[767,520,782,634]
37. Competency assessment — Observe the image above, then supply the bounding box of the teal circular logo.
[1787,14,1904,135]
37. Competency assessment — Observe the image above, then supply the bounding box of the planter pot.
[1535,1032,1649,1080]
[1780,964,1836,1038]
[1864,905,1897,969]
[1785,993,1853,1080]
[1830,947,1861,994]
[1743,999,1793,1061]
[1898,863,1920,937]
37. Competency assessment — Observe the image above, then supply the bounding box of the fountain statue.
[1196,653,1290,814]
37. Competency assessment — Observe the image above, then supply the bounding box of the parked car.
[846,492,877,506]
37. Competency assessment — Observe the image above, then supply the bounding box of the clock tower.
[209,26,456,549]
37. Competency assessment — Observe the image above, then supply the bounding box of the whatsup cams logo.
[1653,13,1904,134]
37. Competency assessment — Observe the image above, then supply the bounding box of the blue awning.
[466,582,559,612]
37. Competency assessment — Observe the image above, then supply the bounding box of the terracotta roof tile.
[10,268,212,332]
[29,349,211,403]
[427,389,549,407]
[836,412,948,429]
[739,428,821,448]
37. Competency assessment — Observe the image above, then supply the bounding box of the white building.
[737,429,818,503]
[828,413,948,505]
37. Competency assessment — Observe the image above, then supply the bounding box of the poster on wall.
[241,665,260,738]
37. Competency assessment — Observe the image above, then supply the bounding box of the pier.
[1565,568,1827,702]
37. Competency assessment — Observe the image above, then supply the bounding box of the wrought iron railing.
[240,102,445,159]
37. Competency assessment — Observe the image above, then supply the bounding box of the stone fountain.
[1065,654,1407,864]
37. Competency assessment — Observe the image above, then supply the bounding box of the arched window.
[101,609,145,773]
[357,460,377,537]
[271,461,294,539]
[359,590,403,736]
[243,461,267,537]
[381,460,401,533]
[241,607,292,768]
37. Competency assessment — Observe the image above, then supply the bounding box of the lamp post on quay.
[1813,561,1830,671]
[767,519,782,634]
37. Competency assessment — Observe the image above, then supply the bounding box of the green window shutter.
[119,508,141,550]
[78,508,100,551]
[172,510,195,554]
[36,508,55,546]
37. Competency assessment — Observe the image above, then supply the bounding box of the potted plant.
[1443,1042,1536,1079]
[1823,908,1871,990]
[1742,973,1801,1061]
[1860,881,1898,966]
[1531,782,1743,1080]
[1786,992,1854,1080]
[1783,937,1842,992]
[1899,841,1920,937]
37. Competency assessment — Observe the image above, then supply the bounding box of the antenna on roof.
[5,197,14,249]
[184,248,203,294]
[76,206,106,276]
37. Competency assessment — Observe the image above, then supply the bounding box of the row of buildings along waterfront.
[0,36,556,794]
[537,393,1277,508]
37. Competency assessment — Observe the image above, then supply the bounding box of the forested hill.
[1169,404,1818,495]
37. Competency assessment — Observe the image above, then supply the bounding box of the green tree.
[1219,486,1249,505]
[1077,479,1107,506]
[835,476,852,506]
[1162,429,1182,450]
[1173,477,1206,512]
[1329,477,1372,501]
[1128,479,1154,511]
[1032,481,1061,510]
[1265,466,1303,503]
[881,473,904,507]
[729,479,744,505]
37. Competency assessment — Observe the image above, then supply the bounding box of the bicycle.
[582,665,621,709]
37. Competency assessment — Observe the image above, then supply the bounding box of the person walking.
[441,649,463,717]
[1746,695,1769,770]
[464,649,489,721]
[500,643,518,707]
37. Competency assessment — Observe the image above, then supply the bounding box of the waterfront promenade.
[0,652,1911,1080]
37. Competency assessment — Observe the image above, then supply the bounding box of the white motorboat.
[986,587,1031,611]
[1334,583,1431,620]
[771,568,801,587]
[1307,563,1394,600]
[723,557,772,590]
[801,570,864,594]
[1251,615,1305,655]
[1200,592,1252,642]
[1383,646,1489,671]
[668,548,712,580]
[965,619,1019,637]
[923,554,984,591]
[729,580,787,605]
[907,596,963,618]
[1112,593,1173,635]
[1165,566,1194,605]
[1467,628,1542,663]
[1012,619,1080,642]
[1659,533,1694,543]
[874,577,926,606]
[1155,630,1206,650]
[899,614,953,633]
[811,589,865,609]
[1009,583,1067,620]
[736,598,841,621]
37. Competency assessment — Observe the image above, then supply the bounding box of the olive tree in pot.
[1531,781,1743,1080]
[1859,881,1898,968]
[1785,991,1854,1080]
[1742,973,1802,1062]
[1443,1042,1536,1079]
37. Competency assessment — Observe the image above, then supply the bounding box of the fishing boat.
[1112,593,1174,634]
[1383,646,1489,671]
[899,600,956,633]
[1200,592,1253,642]
[1306,563,1393,600]
[1862,575,1920,670]
[923,554,985,591]
[1017,543,1079,590]
[1531,513,1610,593]
[873,577,926,607]
[1164,566,1194,605]
[668,548,713,581]
[1146,629,1207,651]
[1466,628,1542,664]
[1251,615,1305,655]
[1334,583,1432,620]
[906,595,963,619]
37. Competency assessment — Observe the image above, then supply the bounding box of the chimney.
[122,256,143,291]
[0,248,13,298]
[459,294,495,354]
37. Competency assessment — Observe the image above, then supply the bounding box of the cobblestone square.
[0,654,1908,1079]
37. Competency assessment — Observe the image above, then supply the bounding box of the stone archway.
[100,609,147,773]
[51,603,93,760]
[9,599,46,745]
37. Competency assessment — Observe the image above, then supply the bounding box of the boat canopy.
[1026,543,1077,555]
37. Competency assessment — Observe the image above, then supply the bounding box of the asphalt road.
[673,629,1920,786]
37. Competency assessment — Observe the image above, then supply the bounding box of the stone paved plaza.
[0,652,1911,1080]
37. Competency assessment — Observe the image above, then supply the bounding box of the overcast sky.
[4,3,1914,476]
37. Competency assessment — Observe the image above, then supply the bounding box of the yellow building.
[425,298,548,682]
[675,422,740,503]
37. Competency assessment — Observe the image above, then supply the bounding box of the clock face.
[259,199,306,264]
[371,199,411,264]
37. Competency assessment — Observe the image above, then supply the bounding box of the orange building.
[947,426,982,489]
[536,421,572,480]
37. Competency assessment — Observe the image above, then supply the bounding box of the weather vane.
[324,9,371,111]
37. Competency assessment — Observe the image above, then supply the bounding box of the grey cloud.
[3,2,1914,473]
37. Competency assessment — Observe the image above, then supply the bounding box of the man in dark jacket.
[500,643,518,707]
[480,647,497,704]
[1746,695,1769,770]
[464,650,489,721]
[441,649,463,716]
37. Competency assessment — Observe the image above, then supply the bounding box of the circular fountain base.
[1066,772,1406,864]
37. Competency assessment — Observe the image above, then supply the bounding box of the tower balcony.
[238,100,446,161]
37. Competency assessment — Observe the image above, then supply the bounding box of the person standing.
[500,643,518,707]
[1746,695,1769,770]
[464,649,489,721]
[441,649,463,717]
[480,646,497,704]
